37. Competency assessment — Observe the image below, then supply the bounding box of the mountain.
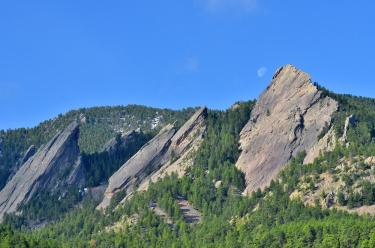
[98,107,207,210]
[0,105,196,190]
[1,65,375,247]
[236,65,338,194]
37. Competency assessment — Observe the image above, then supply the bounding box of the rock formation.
[236,65,338,194]
[97,124,176,210]
[137,107,207,192]
[0,121,83,220]
[97,107,207,210]
[338,115,356,145]
[303,127,336,164]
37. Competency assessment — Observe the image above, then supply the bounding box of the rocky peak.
[97,124,177,210]
[0,121,82,221]
[236,65,338,194]
[97,107,208,210]
[170,107,207,155]
[136,107,207,192]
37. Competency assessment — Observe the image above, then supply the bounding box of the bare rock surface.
[97,124,176,210]
[0,121,82,220]
[304,127,336,164]
[98,107,207,210]
[236,65,338,194]
[137,107,207,192]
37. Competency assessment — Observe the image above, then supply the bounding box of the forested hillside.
[1,85,375,247]
[0,105,196,190]
[0,92,374,247]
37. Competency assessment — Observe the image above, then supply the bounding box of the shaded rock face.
[101,130,142,155]
[0,121,82,220]
[98,107,207,210]
[20,145,36,165]
[236,65,338,194]
[97,125,176,210]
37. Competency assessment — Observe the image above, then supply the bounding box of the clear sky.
[1,1,374,130]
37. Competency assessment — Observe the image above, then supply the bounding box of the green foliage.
[0,105,195,190]
[82,131,152,187]
[2,90,375,247]
[4,187,83,228]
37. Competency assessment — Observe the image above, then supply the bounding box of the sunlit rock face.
[236,65,338,194]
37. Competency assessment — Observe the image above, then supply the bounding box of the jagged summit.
[236,65,338,194]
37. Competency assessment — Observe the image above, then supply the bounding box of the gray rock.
[0,121,82,221]
[97,124,176,210]
[136,107,207,192]
[169,107,207,156]
[236,65,338,194]
[304,127,336,164]
[97,107,208,210]
[339,115,356,145]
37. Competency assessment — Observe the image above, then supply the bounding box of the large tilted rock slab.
[236,65,338,194]
[97,124,177,210]
[137,107,207,192]
[97,107,207,210]
[0,121,82,220]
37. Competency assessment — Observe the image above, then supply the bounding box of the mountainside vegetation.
[1,89,375,247]
[0,105,196,190]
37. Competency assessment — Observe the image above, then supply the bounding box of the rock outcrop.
[97,124,176,210]
[338,115,356,145]
[303,127,336,164]
[236,65,338,194]
[0,121,83,220]
[97,107,207,210]
[137,107,207,192]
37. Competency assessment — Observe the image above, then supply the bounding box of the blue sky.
[1,1,374,130]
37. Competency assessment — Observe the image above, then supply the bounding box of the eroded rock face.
[97,107,207,210]
[236,65,338,194]
[0,121,82,220]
